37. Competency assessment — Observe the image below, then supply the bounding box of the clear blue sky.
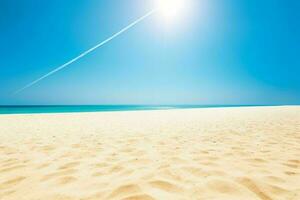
[0,0,299,105]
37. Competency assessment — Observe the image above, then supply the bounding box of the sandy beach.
[0,106,299,200]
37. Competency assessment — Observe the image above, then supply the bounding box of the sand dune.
[0,106,300,199]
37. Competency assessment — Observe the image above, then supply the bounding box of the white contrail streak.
[14,9,157,95]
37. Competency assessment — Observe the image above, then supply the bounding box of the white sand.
[0,106,300,200]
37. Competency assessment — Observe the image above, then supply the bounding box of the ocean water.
[0,105,264,115]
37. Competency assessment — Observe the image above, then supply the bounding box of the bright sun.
[155,0,187,22]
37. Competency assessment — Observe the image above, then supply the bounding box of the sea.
[0,105,267,115]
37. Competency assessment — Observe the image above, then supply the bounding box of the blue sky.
[0,0,299,105]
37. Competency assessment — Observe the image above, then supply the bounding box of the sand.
[0,106,300,200]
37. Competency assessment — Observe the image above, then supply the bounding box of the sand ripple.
[0,106,300,199]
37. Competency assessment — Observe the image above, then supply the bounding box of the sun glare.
[155,0,188,22]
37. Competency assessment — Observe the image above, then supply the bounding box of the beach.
[0,106,299,200]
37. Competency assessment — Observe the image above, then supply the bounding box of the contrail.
[14,9,157,95]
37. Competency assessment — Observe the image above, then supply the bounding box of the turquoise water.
[0,105,265,115]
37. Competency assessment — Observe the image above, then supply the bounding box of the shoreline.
[0,105,293,116]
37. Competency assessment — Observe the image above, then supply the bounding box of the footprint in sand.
[108,165,125,174]
[283,163,299,169]
[288,159,300,164]
[108,184,142,199]
[149,180,182,193]
[41,145,56,152]
[236,177,273,200]
[56,176,77,185]
[1,158,19,168]
[181,166,211,177]
[0,164,26,174]
[36,162,51,170]
[0,190,16,198]
[121,194,155,200]
[0,176,26,190]
[207,179,243,195]
[264,176,286,184]
[58,161,80,170]
[41,169,77,182]
[285,171,298,176]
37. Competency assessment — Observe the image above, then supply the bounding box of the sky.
[0,0,299,105]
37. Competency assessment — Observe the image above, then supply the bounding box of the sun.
[155,0,187,22]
